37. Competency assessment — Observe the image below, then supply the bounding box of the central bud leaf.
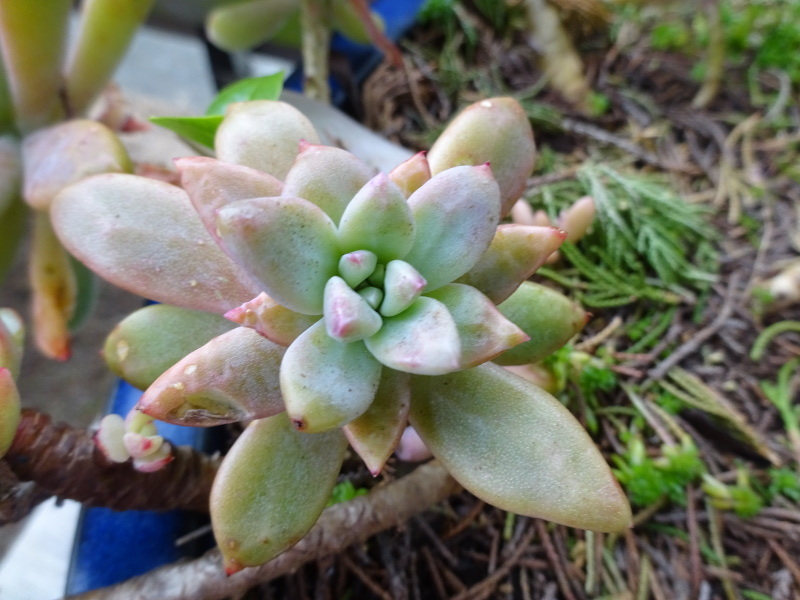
[323,276,382,343]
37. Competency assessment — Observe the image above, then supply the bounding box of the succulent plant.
[0,307,24,458]
[51,97,631,573]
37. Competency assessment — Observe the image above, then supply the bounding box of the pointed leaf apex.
[224,557,245,576]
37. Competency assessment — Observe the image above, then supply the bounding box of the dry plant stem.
[67,461,460,600]
[2,409,219,519]
[300,0,332,103]
[692,0,723,109]
[0,461,52,524]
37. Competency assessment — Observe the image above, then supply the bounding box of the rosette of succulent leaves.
[51,96,632,573]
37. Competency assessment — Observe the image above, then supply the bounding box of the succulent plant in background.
[0,0,154,359]
[206,0,399,102]
[52,95,632,573]
[0,307,24,458]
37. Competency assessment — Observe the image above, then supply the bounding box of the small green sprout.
[327,480,369,507]
[702,469,763,518]
[613,435,705,508]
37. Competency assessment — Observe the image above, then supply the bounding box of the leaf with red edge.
[426,283,528,368]
[176,156,282,242]
[51,173,261,313]
[344,368,410,476]
[456,224,565,304]
[138,327,285,426]
[216,196,339,315]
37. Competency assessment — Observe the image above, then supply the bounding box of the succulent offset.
[51,97,632,573]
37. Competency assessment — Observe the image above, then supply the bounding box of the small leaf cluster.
[613,435,706,508]
[532,165,719,307]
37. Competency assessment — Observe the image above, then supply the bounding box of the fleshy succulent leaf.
[494,281,588,366]
[337,173,415,262]
[22,119,132,211]
[215,100,320,181]
[427,97,536,217]
[388,151,430,198]
[426,283,529,368]
[456,224,566,304]
[409,362,632,532]
[338,250,378,288]
[403,165,501,291]
[206,0,295,52]
[281,320,382,432]
[0,136,21,217]
[323,276,382,343]
[104,304,237,390]
[29,212,75,361]
[365,296,460,375]
[216,196,339,315]
[224,292,318,347]
[175,156,282,242]
[95,414,129,463]
[282,142,374,223]
[138,327,285,426]
[0,308,23,379]
[51,174,261,313]
[0,199,26,285]
[211,413,347,574]
[344,368,410,476]
[0,367,20,458]
[379,260,426,318]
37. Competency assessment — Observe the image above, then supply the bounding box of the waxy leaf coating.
[51,174,260,313]
[139,327,285,426]
[337,173,415,262]
[215,100,319,180]
[365,297,460,375]
[176,156,283,242]
[104,304,237,390]
[211,413,347,573]
[344,368,411,476]
[410,363,632,532]
[216,196,339,315]
[283,142,374,223]
[495,281,588,366]
[403,165,501,291]
[281,320,382,432]
[457,224,566,304]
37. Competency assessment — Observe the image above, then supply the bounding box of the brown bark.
[66,461,461,600]
[1,408,219,522]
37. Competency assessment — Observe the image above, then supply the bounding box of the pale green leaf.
[410,363,631,532]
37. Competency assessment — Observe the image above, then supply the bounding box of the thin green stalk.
[750,320,800,360]
[299,0,332,103]
[65,0,156,116]
[0,1,71,133]
[0,45,15,133]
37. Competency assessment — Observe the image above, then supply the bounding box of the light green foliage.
[534,165,719,307]
[327,480,369,507]
[702,469,763,518]
[613,435,705,508]
[151,73,284,148]
[766,467,800,503]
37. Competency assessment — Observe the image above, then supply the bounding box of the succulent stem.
[0,0,71,133]
[299,0,332,103]
[2,408,219,522]
[63,461,459,600]
[65,0,156,116]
